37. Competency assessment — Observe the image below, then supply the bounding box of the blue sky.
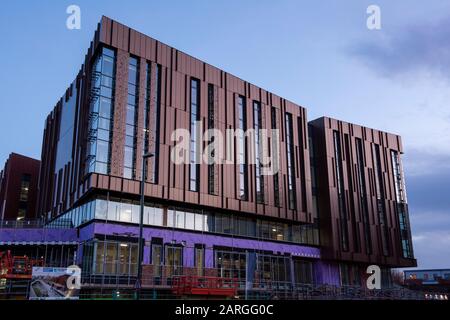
[1,1,449,268]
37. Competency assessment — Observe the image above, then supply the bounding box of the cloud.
[410,210,450,234]
[403,148,450,177]
[402,156,450,269]
[405,154,450,220]
[406,163,450,236]
[409,231,450,269]
[349,17,450,79]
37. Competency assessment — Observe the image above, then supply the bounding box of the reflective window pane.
[96,140,109,163]
[102,55,115,77]
[185,212,195,230]
[99,98,112,118]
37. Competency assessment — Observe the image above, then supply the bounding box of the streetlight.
[135,152,154,300]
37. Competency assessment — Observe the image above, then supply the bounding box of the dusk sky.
[1,1,449,269]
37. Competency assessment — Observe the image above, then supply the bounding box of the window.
[271,107,280,207]
[293,259,313,285]
[285,113,296,210]
[95,140,109,163]
[391,150,413,259]
[165,245,183,277]
[118,242,131,274]
[185,211,195,230]
[333,131,349,252]
[195,245,205,276]
[391,150,406,203]
[215,249,246,282]
[52,198,318,246]
[256,253,291,289]
[189,78,200,191]
[372,144,390,256]
[356,138,372,254]
[238,96,248,200]
[222,215,232,234]
[207,84,216,195]
[344,134,360,253]
[339,264,362,286]
[92,240,138,276]
[253,101,264,203]
[123,56,139,179]
[97,129,109,141]
[124,146,134,168]
[176,210,186,229]
[146,207,163,226]
[308,125,320,245]
[152,240,163,277]
[19,174,31,202]
[86,46,116,175]
[102,55,115,77]
[142,63,161,183]
[99,97,112,118]
[143,63,151,172]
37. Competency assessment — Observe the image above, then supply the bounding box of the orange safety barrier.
[172,275,239,297]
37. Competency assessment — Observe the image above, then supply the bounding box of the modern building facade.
[309,117,415,286]
[20,16,416,296]
[0,153,40,221]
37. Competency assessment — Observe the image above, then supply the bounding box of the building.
[6,16,417,298]
[0,153,40,221]
[309,117,416,286]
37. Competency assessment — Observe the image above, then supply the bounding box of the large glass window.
[333,131,349,252]
[195,245,205,276]
[17,174,31,220]
[185,211,195,230]
[151,241,163,277]
[189,78,200,191]
[307,125,320,245]
[143,63,160,183]
[255,253,291,289]
[207,84,216,195]
[271,107,280,207]
[165,245,183,277]
[356,138,372,254]
[391,150,413,258]
[19,174,31,202]
[253,101,264,203]
[215,249,246,284]
[146,207,163,226]
[344,134,360,253]
[293,259,313,285]
[102,54,115,77]
[339,263,362,287]
[238,96,248,200]
[90,240,138,276]
[285,113,296,210]
[50,199,319,246]
[123,56,139,179]
[372,144,390,256]
[86,46,116,174]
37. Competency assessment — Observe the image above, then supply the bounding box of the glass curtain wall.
[49,199,320,246]
[86,47,116,174]
[124,56,139,179]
